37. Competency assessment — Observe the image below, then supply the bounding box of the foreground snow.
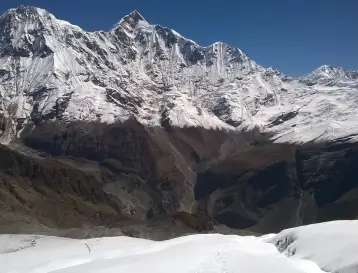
[2,221,358,273]
[267,220,358,273]
[0,233,324,273]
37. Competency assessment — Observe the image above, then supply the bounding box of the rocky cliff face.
[3,120,358,234]
[1,6,358,235]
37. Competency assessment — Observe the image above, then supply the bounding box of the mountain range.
[0,5,358,235]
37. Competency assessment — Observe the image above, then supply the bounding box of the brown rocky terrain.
[1,119,358,238]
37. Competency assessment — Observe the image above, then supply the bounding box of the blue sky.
[1,0,357,76]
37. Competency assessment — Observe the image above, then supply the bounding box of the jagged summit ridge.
[0,6,357,144]
[299,64,358,87]
[2,5,44,17]
[121,10,148,25]
[110,10,148,32]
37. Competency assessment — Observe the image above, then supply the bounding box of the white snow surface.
[266,220,358,273]
[0,6,358,143]
[0,233,325,273]
[3,221,358,272]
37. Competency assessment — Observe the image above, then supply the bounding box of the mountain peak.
[15,5,39,13]
[110,10,148,32]
[127,10,146,22]
[300,64,358,85]
[9,5,47,17]
[314,65,346,77]
[0,5,49,24]
[315,64,343,73]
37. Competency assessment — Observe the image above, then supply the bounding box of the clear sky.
[0,0,357,76]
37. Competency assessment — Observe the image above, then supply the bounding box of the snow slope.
[0,6,358,144]
[3,221,358,272]
[0,233,325,273]
[266,220,358,273]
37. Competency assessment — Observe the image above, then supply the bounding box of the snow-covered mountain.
[1,5,357,144]
[2,5,358,240]
[300,65,358,86]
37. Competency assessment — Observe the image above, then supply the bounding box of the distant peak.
[121,10,148,27]
[301,64,358,83]
[13,5,45,16]
[308,65,345,77]
[316,64,332,70]
[16,5,37,12]
[127,10,146,22]
[315,64,341,72]
[110,10,148,32]
[0,6,44,25]
[315,64,345,72]
[2,5,48,19]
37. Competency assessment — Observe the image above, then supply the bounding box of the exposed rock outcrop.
[0,119,357,234]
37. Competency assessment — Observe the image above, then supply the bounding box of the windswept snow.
[0,233,325,273]
[2,221,358,272]
[266,220,358,273]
